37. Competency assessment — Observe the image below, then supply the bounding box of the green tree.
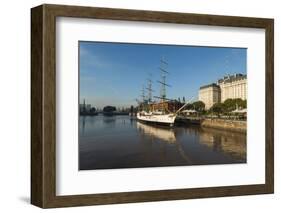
[89,107,96,113]
[227,98,246,109]
[223,99,235,112]
[103,106,116,112]
[222,98,247,114]
[192,101,205,112]
[210,103,224,116]
[241,100,247,109]
[187,103,194,110]
[234,98,244,108]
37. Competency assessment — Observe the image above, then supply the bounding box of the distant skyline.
[79,41,246,109]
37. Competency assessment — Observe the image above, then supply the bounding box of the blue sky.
[79,41,246,109]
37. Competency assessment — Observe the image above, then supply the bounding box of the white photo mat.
[56,17,265,196]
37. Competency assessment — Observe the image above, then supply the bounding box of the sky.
[79,41,246,109]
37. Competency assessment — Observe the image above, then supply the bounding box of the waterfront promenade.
[201,118,246,133]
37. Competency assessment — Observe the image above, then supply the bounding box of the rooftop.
[199,83,220,90]
[218,73,247,84]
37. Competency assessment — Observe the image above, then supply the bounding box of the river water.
[79,115,246,170]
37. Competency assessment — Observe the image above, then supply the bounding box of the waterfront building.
[79,99,92,113]
[218,74,247,102]
[198,73,247,109]
[148,101,183,113]
[85,104,91,112]
[198,83,221,110]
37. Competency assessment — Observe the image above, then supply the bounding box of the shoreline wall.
[201,118,247,133]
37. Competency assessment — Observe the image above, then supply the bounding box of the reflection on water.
[137,122,176,143]
[79,115,246,170]
[199,128,246,162]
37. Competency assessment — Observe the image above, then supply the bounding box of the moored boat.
[136,58,192,127]
[137,111,176,127]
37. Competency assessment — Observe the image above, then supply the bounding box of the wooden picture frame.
[31,4,274,208]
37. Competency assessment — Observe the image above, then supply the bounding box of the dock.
[175,116,202,125]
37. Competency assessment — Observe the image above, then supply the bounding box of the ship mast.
[146,73,154,103]
[157,57,171,102]
[140,84,146,103]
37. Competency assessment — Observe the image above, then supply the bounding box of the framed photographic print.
[31,4,274,208]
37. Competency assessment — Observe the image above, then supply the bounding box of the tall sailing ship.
[136,58,188,127]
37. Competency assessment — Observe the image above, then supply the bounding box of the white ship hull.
[137,112,176,126]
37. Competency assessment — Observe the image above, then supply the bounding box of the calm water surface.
[79,115,246,170]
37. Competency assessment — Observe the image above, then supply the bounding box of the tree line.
[186,98,247,115]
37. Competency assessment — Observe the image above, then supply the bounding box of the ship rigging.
[136,58,192,126]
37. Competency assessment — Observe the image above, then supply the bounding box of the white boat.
[136,58,194,127]
[137,111,177,127]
